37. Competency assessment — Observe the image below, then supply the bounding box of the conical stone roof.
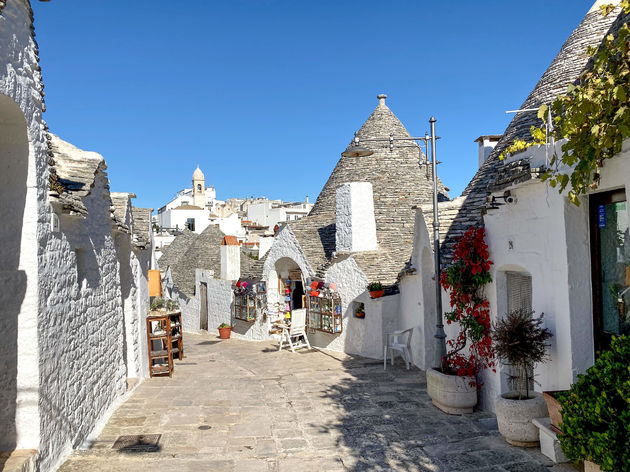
[432,4,629,266]
[290,95,448,285]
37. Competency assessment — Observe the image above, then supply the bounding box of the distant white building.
[246,198,313,228]
[156,166,215,233]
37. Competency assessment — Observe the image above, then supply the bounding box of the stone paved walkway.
[60,333,576,471]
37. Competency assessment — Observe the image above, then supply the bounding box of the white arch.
[0,93,35,450]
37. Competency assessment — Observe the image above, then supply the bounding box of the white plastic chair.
[384,328,413,370]
[279,308,311,353]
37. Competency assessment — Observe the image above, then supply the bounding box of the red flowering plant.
[439,226,495,382]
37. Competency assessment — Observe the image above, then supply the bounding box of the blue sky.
[32,1,597,210]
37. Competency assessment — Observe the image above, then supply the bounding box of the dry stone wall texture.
[38,172,127,472]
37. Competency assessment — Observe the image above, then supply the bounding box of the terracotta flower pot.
[426,368,477,415]
[584,460,602,472]
[543,390,566,433]
[355,312,365,318]
[369,290,384,299]
[218,327,232,339]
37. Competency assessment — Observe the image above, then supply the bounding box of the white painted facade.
[215,213,246,238]
[0,2,152,469]
[335,182,378,252]
[475,139,630,410]
[247,200,313,228]
[158,205,210,234]
[220,242,241,281]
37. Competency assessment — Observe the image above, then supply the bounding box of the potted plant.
[557,335,630,472]
[150,297,166,312]
[542,389,567,433]
[492,309,552,447]
[355,303,365,319]
[367,282,384,298]
[165,298,179,312]
[218,323,232,339]
[427,227,495,414]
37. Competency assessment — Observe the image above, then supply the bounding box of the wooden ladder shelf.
[146,311,184,378]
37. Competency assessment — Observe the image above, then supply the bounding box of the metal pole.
[430,117,447,368]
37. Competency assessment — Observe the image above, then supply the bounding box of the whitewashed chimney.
[474,135,501,168]
[336,182,378,252]
[221,236,241,280]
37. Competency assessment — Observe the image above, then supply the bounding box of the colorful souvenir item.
[310,281,319,290]
[329,283,337,291]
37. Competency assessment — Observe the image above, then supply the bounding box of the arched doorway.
[274,257,305,320]
[0,94,30,450]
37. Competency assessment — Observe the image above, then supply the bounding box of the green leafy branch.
[505,2,630,205]
[499,126,547,160]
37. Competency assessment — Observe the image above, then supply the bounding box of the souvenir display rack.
[306,281,342,334]
[233,280,267,322]
[234,292,256,322]
[145,311,183,377]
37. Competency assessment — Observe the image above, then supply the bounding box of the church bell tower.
[192,166,205,208]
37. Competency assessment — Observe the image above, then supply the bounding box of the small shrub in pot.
[492,309,552,446]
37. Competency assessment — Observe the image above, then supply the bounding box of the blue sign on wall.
[598,204,607,228]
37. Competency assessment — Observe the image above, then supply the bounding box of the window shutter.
[505,271,534,393]
[506,272,532,313]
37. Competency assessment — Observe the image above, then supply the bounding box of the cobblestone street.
[60,333,575,471]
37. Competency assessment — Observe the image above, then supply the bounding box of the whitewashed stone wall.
[0,2,151,470]
[177,289,200,333]
[262,226,314,319]
[398,210,441,371]
[258,225,397,358]
[0,0,47,455]
[39,172,127,471]
[205,279,234,336]
[132,248,151,378]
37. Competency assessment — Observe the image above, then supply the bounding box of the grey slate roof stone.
[240,253,266,280]
[131,207,152,249]
[165,225,264,296]
[48,134,107,216]
[435,6,628,266]
[488,159,546,193]
[289,97,449,285]
[170,225,225,297]
[110,192,132,234]
[158,229,198,272]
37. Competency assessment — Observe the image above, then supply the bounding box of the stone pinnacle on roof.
[288,93,449,285]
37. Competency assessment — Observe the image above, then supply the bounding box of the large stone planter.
[495,391,547,447]
[426,368,477,414]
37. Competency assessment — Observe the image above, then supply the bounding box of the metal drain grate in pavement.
[112,434,161,452]
[198,341,219,345]
[177,362,197,366]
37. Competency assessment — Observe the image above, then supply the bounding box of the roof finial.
[377,93,387,106]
